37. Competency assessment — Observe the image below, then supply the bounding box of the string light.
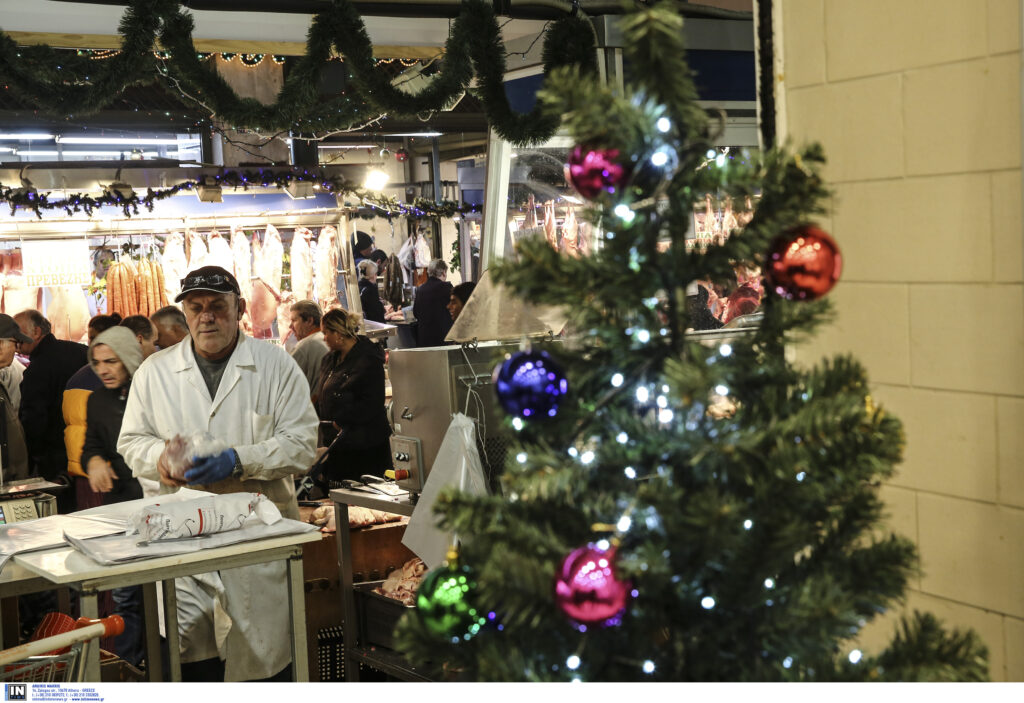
[512,417,524,431]
[566,655,581,670]
[743,519,753,530]
[701,596,716,610]
[624,467,636,479]
[642,660,655,674]
[848,650,862,664]
[616,432,628,444]
[580,451,595,465]
[782,656,793,669]
[764,578,775,589]
[719,343,732,356]
[635,387,649,403]
[516,452,527,464]
[611,373,624,387]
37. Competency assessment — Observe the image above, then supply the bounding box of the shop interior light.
[0,133,54,141]
[56,136,200,146]
[384,132,442,138]
[14,151,59,157]
[285,181,315,200]
[317,144,378,150]
[362,169,390,192]
[196,177,223,203]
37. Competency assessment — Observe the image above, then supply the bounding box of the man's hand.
[157,441,188,488]
[184,449,238,486]
[85,456,117,493]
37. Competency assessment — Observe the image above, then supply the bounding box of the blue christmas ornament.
[493,350,568,420]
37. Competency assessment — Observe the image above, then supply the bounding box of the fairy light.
[719,343,732,356]
[635,329,650,344]
[714,384,729,396]
[611,373,624,387]
[796,471,806,482]
[595,539,610,551]
[566,655,581,670]
[743,519,753,530]
[782,657,793,669]
[616,432,628,444]
[656,117,671,133]
[512,417,524,431]
[568,447,579,458]
[616,515,631,531]
[642,660,656,674]
[848,650,862,664]
[516,452,527,464]
[635,387,649,403]
[706,149,716,159]
[624,466,636,479]
[613,203,635,222]
[656,395,668,408]
[658,409,674,423]
[701,596,716,610]
[764,578,775,589]
[580,450,595,465]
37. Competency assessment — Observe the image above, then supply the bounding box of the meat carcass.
[277,290,296,347]
[248,277,280,340]
[161,231,188,304]
[3,274,40,316]
[560,205,580,258]
[185,230,208,271]
[289,227,314,301]
[47,286,90,342]
[257,224,283,293]
[524,193,538,229]
[230,225,252,303]
[314,224,339,305]
[206,229,234,272]
[543,200,558,249]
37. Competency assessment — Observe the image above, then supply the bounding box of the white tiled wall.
[781,0,1024,680]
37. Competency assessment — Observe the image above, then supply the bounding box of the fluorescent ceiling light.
[14,150,59,156]
[51,150,160,157]
[0,133,54,141]
[57,137,200,145]
[385,132,442,137]
[0,147,14,153]
[318,144,378,150]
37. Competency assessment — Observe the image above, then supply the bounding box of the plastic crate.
[353,581,413,649]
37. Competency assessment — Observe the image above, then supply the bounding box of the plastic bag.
[129,492,281,542]
[164,432,227,481]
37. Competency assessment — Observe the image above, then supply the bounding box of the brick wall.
[778,0,1024,680]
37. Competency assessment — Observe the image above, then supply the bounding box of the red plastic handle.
[75,615,125,638]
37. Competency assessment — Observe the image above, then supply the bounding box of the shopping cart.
[0,615,123,683]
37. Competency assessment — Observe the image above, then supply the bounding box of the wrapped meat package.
[129,492,281,542]
[163,432,227,481]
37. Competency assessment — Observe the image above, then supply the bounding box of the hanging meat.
[277,290,296,347]
[106,260,137,317]
[248,278,280,340]
[207,229,234,272]
[560,205,580,258]
[47,286,90,342]
[290,227,314,301]
[524,193,538,229]
[543,200,558,250]
[230,225,252,303]
[3,273,40,316]
[314,224,339,305]
[257,224,283,293]
[162,231,188,304]
[383,253,403,309]
[186,230,208,271]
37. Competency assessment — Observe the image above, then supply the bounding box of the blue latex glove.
[184,448,238,485]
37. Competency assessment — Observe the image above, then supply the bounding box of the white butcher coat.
[118,333,318,680]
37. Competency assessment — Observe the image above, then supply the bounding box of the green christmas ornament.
[415,560,488,643]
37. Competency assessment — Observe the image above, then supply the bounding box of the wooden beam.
[5,31,443,59]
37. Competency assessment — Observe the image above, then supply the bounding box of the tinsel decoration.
[0,0,597,145]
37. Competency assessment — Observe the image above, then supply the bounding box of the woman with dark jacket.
[357,259,386,323]
[313,308,392,482]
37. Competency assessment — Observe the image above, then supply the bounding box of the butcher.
[118,265,318,681]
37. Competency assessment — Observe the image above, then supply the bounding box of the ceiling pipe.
[51,1,751,21]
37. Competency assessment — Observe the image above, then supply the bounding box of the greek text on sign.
[21,239,91,287]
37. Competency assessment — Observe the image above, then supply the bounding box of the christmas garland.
[0,168,477,220]
[0,0,597,145]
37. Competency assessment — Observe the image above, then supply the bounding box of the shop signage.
[21,239,91,287]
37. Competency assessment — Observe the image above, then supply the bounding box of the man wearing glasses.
[118,265,318,681]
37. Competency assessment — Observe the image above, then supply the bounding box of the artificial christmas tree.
[394,1,988,682]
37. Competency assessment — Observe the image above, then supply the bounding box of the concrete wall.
[778,0,1024,680]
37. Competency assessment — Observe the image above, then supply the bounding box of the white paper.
[402,413,489,569]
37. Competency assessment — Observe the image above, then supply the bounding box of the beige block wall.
[780,0,1024,681]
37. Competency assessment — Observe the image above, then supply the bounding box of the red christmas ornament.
[564,145,631,200]
[395,148,409,162]
[554,543,632,626]
[766,225,842,301]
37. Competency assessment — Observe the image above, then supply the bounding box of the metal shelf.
[350,645,431,681]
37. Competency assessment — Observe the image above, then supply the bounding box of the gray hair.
[14,309,50,336]
[427,258,448,279]
[290,299,323,327]
[150,306,188,331]
[357,259,378,280]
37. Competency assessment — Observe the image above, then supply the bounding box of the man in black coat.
[14,310,88,495]
[412,258,454,347]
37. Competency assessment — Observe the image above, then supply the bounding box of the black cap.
[354,231,373,253]
[0,314,32,344]
[175,265,241,302]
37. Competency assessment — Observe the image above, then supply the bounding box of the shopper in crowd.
[412,258,454,347]
[118,315,158,358]
[63,313,124,510]
[119,265,317,682]
[288,299,328,390]
[0,315,32,481]
[149,305,189,350]
[314,307,392,481]
[357,259,386,324]
[15,310,88,507]
[447,281,476,324]
[81,326,144,668]
[352,230,374,265]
